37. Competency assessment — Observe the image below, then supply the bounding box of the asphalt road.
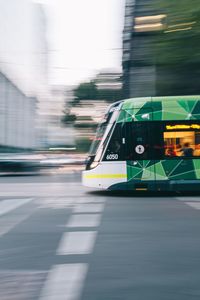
[0,174,200,300]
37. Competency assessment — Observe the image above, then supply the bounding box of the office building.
[122,0,165,98]
[0,0,50,149]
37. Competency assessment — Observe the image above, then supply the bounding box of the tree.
[74,81,98,100]
[96,89,123,102]
[61,113,76,124]
[73,77,123,102]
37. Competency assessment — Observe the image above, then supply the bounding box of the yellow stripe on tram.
[84,174,127,179]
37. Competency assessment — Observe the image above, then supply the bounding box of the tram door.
[123,109,155,182]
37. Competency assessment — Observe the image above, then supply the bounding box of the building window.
[134,15,166,32]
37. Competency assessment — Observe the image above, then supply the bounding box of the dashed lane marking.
[57,231,97,255]
[67,214,101,228]
[41,199,106,300]
[39,264,88,300]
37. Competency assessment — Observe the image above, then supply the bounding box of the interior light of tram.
[166,124,200,130]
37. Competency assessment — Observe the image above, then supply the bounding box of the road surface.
[0,174,200,300]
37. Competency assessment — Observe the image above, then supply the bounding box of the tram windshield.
[88,101,123,156]
[89,122,107,156]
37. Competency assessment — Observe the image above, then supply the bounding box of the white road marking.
[41,192,105,299]
[176,197,200,210]
[176,197,200,202]
[0,198,33,217]
[0,213,34,237]
[37,198,75,209]
[184,202,200,210]
[57,231,97,255]
[76,198,106,204]
[39,264,88,300]
[73,203,105,213]
[67,214,101,228]
[0,183,84,197]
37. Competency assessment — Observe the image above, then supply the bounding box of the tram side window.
[164,122,200,158]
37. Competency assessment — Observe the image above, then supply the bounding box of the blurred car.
[0,153,86,175]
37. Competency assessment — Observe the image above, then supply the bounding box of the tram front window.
[89,123,107,156]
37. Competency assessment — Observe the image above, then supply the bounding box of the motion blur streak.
[1,0,200,299]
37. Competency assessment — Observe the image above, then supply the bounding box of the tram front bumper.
[82,162,127,189]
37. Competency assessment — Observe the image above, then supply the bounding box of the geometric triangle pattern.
[127,159,200,181]
[117,96,200,183]
[127,160,155,181]
[117,96,200,123]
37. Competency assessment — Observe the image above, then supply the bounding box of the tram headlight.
[90,161,99,169]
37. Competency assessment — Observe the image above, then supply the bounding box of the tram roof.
[122,96,200,109]
[116,96,200,122]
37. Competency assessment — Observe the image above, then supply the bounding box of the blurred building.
[123,0,200,97]
[70,99,108,152]
[48,86,75,147]
[95,69,122,91]
[0,72,37,150]
[122,0,165,98]
[71,100,108,126]
[0,0,50,150]
[68,69,122,152]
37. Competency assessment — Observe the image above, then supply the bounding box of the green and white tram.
[82,96,200,191]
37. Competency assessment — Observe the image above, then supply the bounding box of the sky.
[34,0,125,86]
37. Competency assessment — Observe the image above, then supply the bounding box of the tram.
[82,96,200,191]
